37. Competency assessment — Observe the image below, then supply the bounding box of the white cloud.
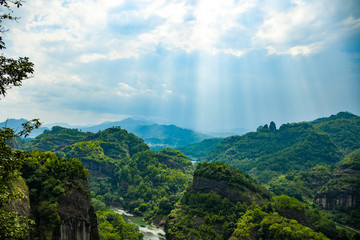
[266,43,321,56]
[223,48,246,57]
[7,0,356,63]
[344,16,360,29]
[254,0,353,56]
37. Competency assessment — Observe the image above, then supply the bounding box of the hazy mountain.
[133,124,211,148]
[0,118,48,138]
[79,117,153,133]
[206,127,249,138]
[2,117,235,148]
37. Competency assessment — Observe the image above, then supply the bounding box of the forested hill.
[166,162,350,240]
[20,126,149,160]
[4,117,211,149]
[204,112,360,183]
[269,148,360,230]
[133,124,210,149]
[176,137,223,162]
[19,126,194,230]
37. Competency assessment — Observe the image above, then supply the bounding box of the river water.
[113,208,166,240]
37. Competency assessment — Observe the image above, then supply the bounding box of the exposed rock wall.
[314,192,360,209]
[191,176,264,204]
[81,160,115,177]
[53,179,99,240]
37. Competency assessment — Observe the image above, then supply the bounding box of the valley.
[1,112,360,239]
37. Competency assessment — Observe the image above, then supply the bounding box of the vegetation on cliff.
[166,162,271,240]
[20,150,92,238]
[96,210,142,240]
[232,204,329,240]
[21,126,194,226]
[166,163,354,240]
[269,149,360,229]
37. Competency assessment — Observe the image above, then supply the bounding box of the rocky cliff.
[20,150,99,240]
[315,192,359,209]
[53,180,99,240]
[166,162,271,240]
[191,162,271,203]
[191,176,266,205]
[314,151,360,210]
[314,169,360,210]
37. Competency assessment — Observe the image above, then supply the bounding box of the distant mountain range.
[0,118,48,138]
[0,117,224,148]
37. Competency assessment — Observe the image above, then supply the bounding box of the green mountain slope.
[166,163,351,240]
[204,112,360,183]
[176,137,223,162]
[269,148,360,229]
[134,124,210,149]
[166,162,271,240]
[20,126,194,227]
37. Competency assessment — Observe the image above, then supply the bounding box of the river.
[113,208,166,240]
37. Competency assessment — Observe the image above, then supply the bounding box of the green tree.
[0,0,34,97]
[0,1,38,238]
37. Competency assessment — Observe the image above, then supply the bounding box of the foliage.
[22,126,194,224]
[0,209,34,240]
[167,192,248,240]
[269,149,360,230]
[205,113,360,183]
[176,138,223,162]
[20,150,89,238]
[194,162,271,200]
[0,124,40,239]
[0,0,34,97]
[103,148,193,220]
[166,163,270,240]
[232,204,329,240]
[310,112,360,155]
[96,210,143,240]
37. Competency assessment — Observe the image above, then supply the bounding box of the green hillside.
[134,124,210,149]
[204,112,360,183]
[269,148,360,229]
[20,126,194,226]
[176,137,223,162]
[166,163,351,240]
[166,162,271,240]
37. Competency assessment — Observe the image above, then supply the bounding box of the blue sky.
[1,0,360,132]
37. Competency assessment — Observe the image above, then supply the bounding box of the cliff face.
[53,180,99,240]
[191,176,263,205]
[315,192,359,209]
[8,177,31,218]
[314,155,360,210]
[190,162,271,204]
[81,160,115,178]
[165,162,271,240]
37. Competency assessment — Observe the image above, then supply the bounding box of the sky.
[1,0,360,132]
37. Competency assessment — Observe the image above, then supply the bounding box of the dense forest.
[204,112,360,183]
[19,126,194,231]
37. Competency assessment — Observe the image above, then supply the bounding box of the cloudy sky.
[1,0,360,132]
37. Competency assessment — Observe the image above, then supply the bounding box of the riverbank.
[113,208,166,240]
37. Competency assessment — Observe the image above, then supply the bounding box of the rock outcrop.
[315,192,359,209]
[314,154,360,210]
[53,180,99,240]
[191,176,263,204]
